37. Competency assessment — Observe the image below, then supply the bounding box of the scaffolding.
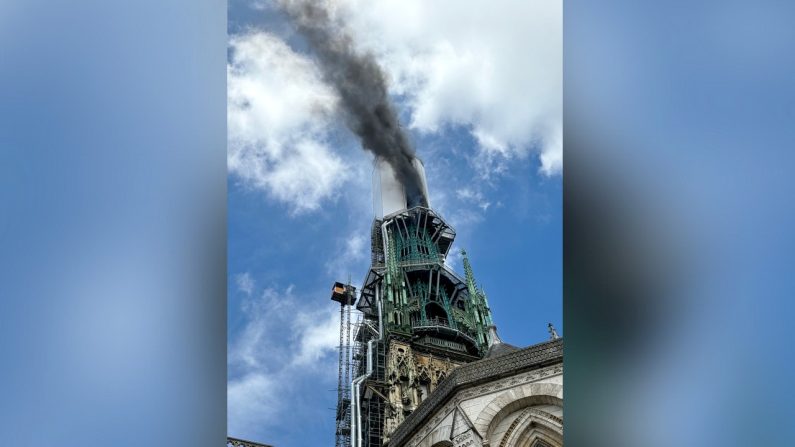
[351,317,385,447]
[363,339,386,447]
[331,282,356,447]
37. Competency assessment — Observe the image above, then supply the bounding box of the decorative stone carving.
[391,339,563,447]
[384,341,465,441]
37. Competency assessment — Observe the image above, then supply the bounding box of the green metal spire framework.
[357,207,494,357]
[462,249,494,346]
[337,202,499,447]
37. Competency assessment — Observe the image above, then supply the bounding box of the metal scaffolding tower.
[331,282,356,447]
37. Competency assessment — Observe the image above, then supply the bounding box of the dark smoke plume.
[278,0,428,207]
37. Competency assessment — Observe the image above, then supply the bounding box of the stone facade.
[387,339,563,447]
[384,340,466,438]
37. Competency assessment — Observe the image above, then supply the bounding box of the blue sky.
[226,1,561,445]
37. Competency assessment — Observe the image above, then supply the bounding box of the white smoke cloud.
[227,31,347,213]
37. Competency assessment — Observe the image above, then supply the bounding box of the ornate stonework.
[384,341,465,441]
[388,339,563,447]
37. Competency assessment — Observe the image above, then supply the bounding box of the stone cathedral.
[331,157,564,447]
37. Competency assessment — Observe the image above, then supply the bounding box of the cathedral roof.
[484,340,521,358]
[387,338,563,447]
[227,436,273,447]
[483,324,520,358]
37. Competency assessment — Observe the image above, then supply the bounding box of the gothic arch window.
[480,393,563,447]
[475,387,564,444]
[531,439,555,447]
[509,420,562,447]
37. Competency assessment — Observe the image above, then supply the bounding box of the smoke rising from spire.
[278,0,428,208]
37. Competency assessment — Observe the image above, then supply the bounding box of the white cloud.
[235,272,254,296]
[456,187,491,212]
[227,372,279,435]
[291,309,342,366]
[325,229,371,279]
[228,283,341,437]
[228,31,349,213]
[538,120,563,176]
[345,234,367,260]
[338,0,562,177]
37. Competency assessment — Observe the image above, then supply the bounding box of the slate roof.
[227,436,273,447]
[484,341,521,359]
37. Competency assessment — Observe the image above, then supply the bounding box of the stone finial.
[548,322,560,340]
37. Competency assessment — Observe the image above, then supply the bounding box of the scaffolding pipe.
[350,219,392,447]
[377,291,384,336]
[351,284,383,447]
[381,221,390,273]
